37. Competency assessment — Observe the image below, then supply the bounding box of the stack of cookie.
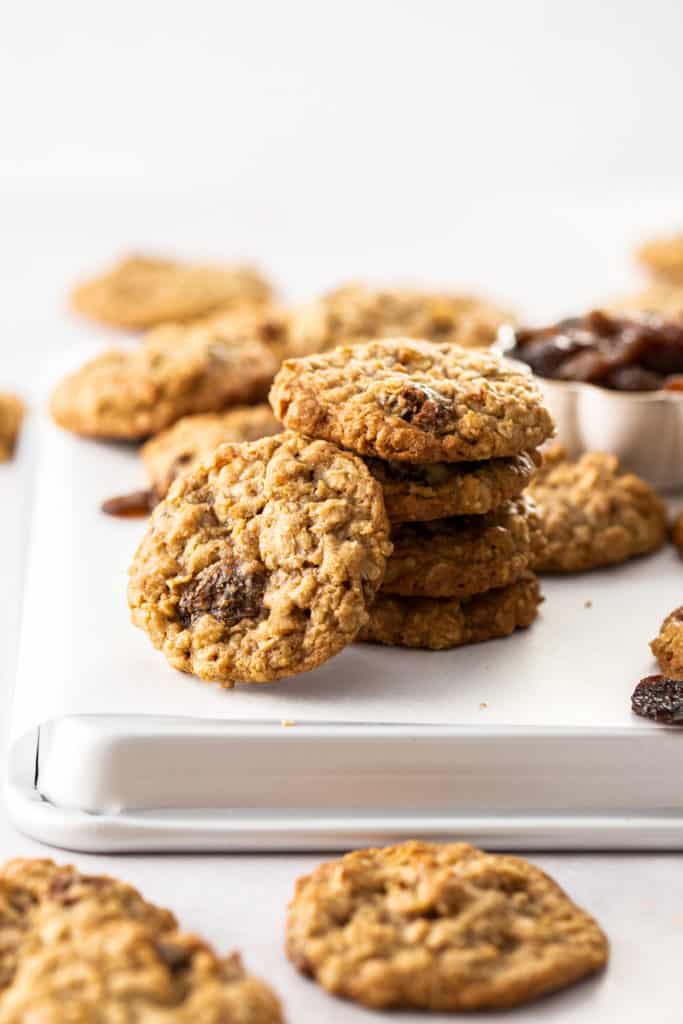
[270,338,554,650]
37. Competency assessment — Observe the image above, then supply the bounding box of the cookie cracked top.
[287,840,608,1011]
[0,858,283,1023]
[128,432,392,685]
[529,447,667,573]
[50,322,278,440]
[270,338,554,462]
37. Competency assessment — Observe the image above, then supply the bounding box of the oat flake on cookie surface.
[270,338,554,463]
[128,432,391,685]
[286,840,608,1011]
[0,858,283,1023]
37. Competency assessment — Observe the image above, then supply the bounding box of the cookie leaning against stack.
[128,432,392,685]
[270,338,553,649]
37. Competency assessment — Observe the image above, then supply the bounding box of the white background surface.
[2,2,683,1019]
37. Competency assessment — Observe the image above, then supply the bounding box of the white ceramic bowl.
[495,334,683,492]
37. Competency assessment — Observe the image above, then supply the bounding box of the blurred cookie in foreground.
[0,858,284,1022]
[359,574,541,650]
[382,499,543,600]
[142,404,282,500]
[528,447,667,573]
[637,231,683,285]
[651,606,683,681]
[0,393,25,462]
[288,282,513,356]
[70,253,273,329]
[286,840,608,1010]
[365,449,539,523]
[50,322,278,440]
[128,433,391,686]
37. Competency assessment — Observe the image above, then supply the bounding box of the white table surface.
[1,195,682,1021]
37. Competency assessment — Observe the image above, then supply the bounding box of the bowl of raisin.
[497,311,683,490]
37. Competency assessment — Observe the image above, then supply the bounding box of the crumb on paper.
[585,600,593,608]
[281,719,297,727]
[479,702,488,710]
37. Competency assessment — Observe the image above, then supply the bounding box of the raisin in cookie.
[0,858,283,1023]
[128,432,391,685]
[651,606,683,680]
[70,253,272,329]
[365,450,540,522]
[287,840,607,1011]
[0,393,24,462]
[382,498,543,599]
[360,573,541,650]
[270,338,554,463]
[528,447,667,573]
[51,322,278,440]
[142,405,281,500]
[287,282,512,356]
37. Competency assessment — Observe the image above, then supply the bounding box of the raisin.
[631,675,683,724]
[508,310,683,392]
[178,562,267,628]
[380,382,451,432]
[155,941,193,973]
[101,489,156,517]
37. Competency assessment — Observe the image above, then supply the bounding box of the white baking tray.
[6,417,683,851]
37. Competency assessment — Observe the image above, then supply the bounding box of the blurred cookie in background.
[70,253,273,329]
[287,282,513,356]
[637,231,683,286]
[50,321,278,440]
[141,404,281,500]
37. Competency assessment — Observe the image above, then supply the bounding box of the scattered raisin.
[101,489,157,517]
[631,675,683,724]
[178,562,267,628]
